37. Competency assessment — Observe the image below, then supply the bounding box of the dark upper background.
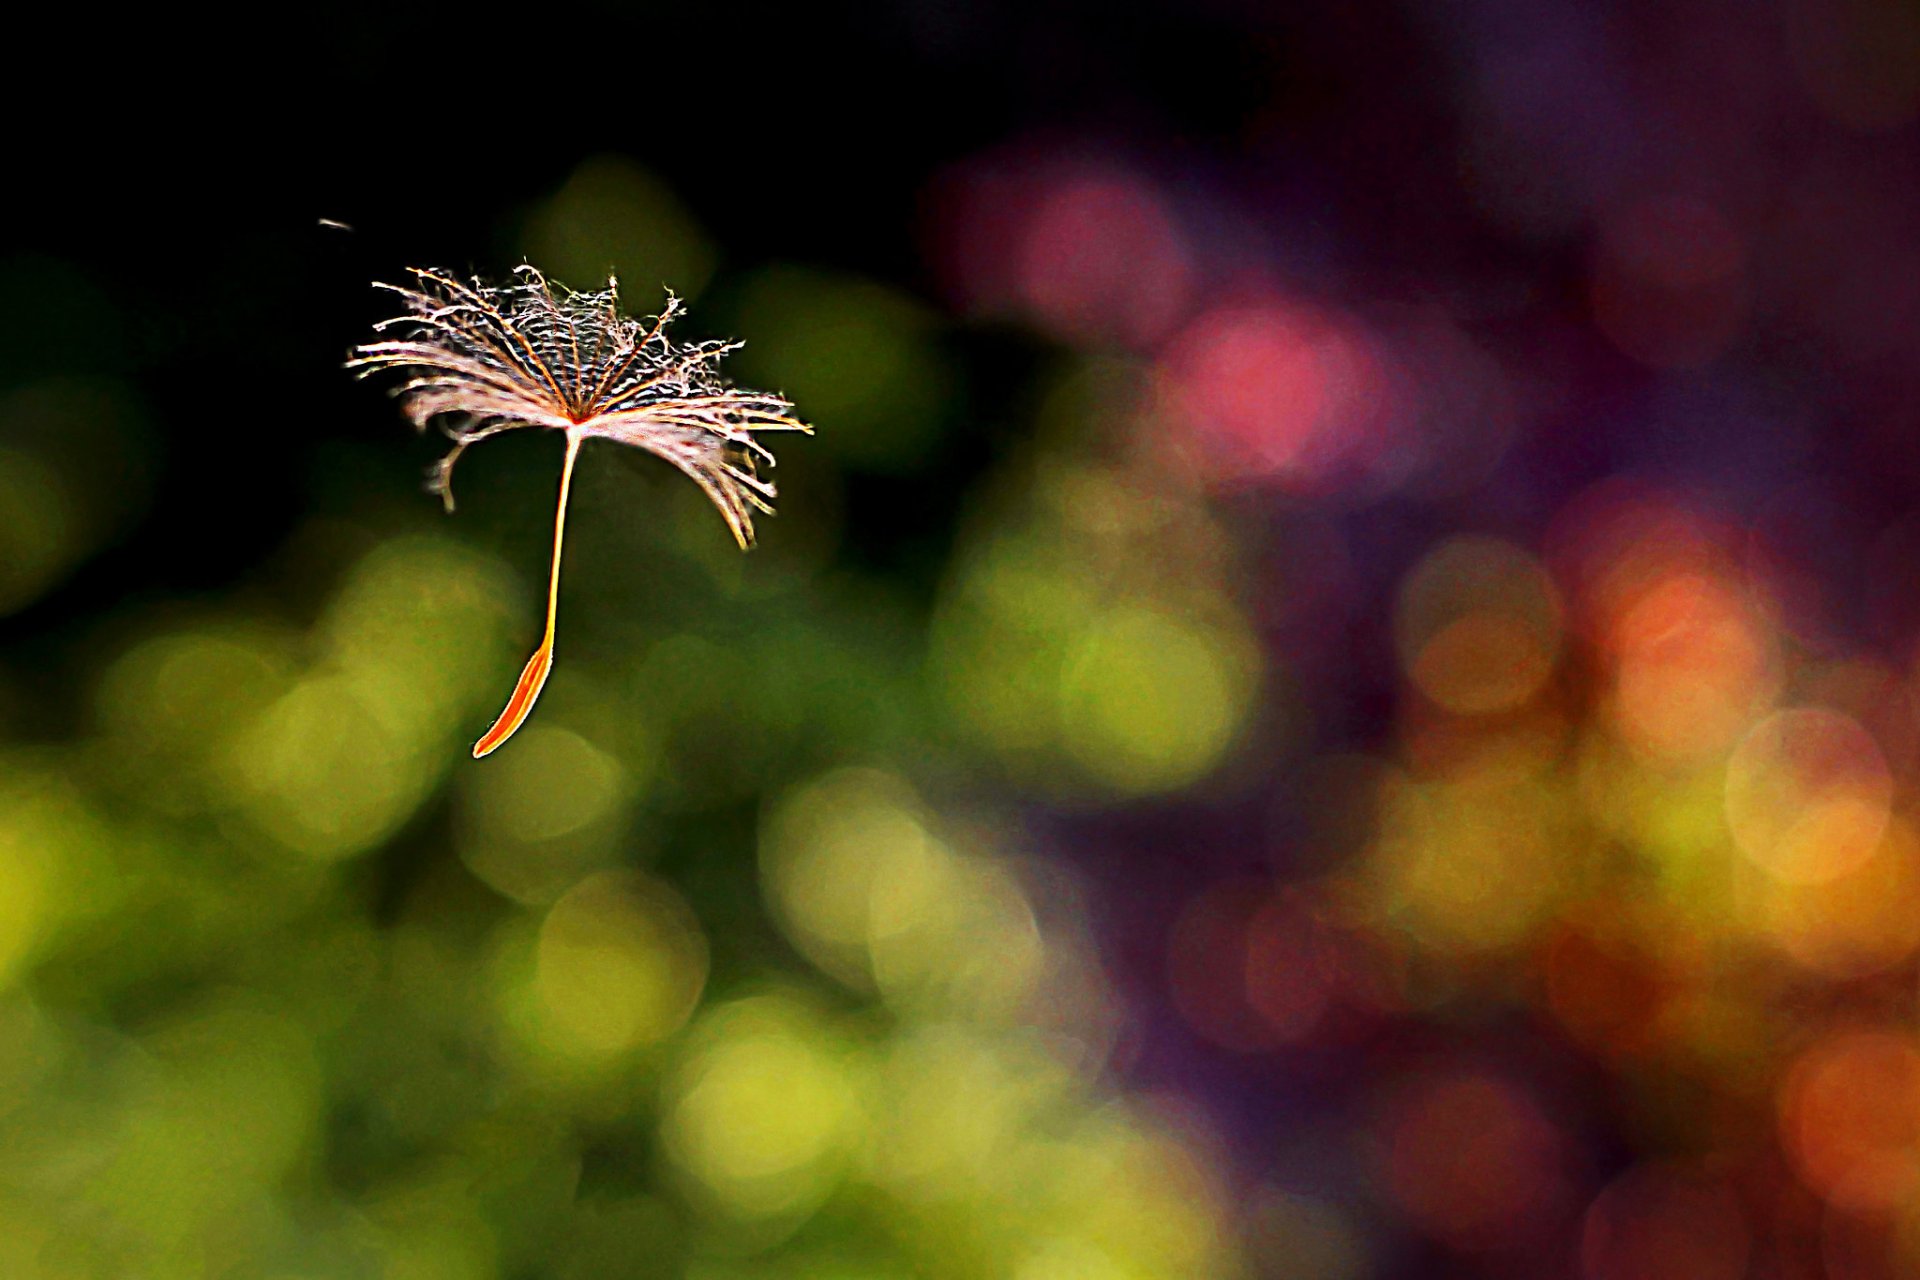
[5,0,1477,630]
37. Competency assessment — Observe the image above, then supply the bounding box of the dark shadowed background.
[6,1,1920,1276]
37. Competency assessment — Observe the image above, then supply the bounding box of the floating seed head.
[348,265,811,756]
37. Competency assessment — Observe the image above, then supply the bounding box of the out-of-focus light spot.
[0,774,91,986]
[1606,197,1747,291]
[1668,993,1779,1100]
[1581,1164,1750,1280]
[1014,172,1193,349]
[868,853,1047,1017]
[1168,882,1338,1052]
[761,768,947,989]
[1376,1067,1567,1249]
[662,995,859,1222]
[1395,537,1562,716]
[1592,196,1747,368]
[1411,611,1556,716]
[1245,895,1344,1045]
[1550,483,1737,632]
[227,674,433,861]
[1156,300,1398,494]
[319,535,518,734]
[1010,1237,1128,1280]
[1574,736,1734,894]
[91,1000,321,1231]
[1066,1115,1233,1276]
[760,769,1044,1011]
[1761,817,1920,976]
[1545,915,1682,1058]
[474,728,626,844]
[925,155,1192,349]
[1825,1199,1908,1280]
[1784,0,1920,131]
[865,1025,1058,1203]
[1057,601,1260,794]
[1807,660,1920,777]
[1608,573,1776,763]
[356,1198,499,1280]
[931,438,1270,799]
[456,726,633,904]
[523,156,717,298]
[0,448,75,617]
[92,623,297,814]
[1370,781,1563,955]
[935,539,1101,762]
[1781,1029,1920,1212]
[729,266,954,473]
[533,870,708,1062]
[0,381,153,617]
[230,535,516,861]
[150,1002,321,1181]
[1401,698,1570,786]
[1725,708,1891,884]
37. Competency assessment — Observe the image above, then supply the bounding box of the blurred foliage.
[523,158,719,304]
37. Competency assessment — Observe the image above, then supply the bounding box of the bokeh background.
[9,0,1920,1275]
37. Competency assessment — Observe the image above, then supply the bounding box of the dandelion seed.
[347,265,810,758]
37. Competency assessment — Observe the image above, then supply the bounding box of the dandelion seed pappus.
[347,265,812,757]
